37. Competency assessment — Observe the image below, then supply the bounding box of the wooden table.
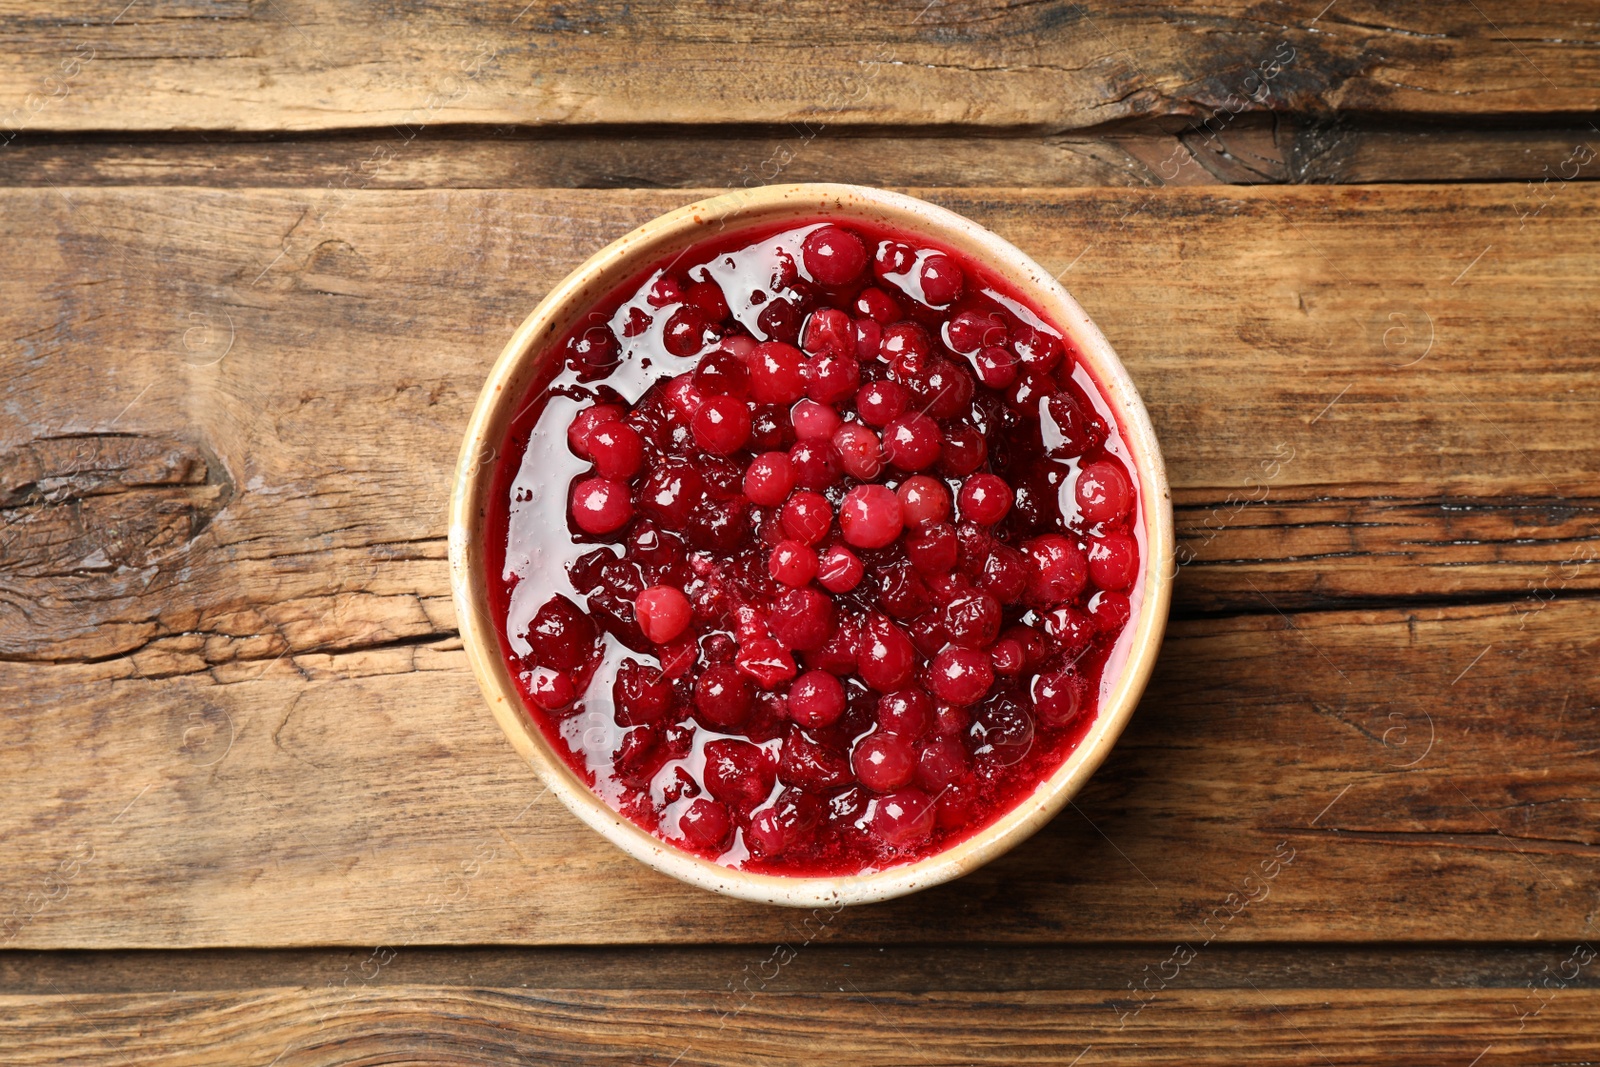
[3,3,1598,1063]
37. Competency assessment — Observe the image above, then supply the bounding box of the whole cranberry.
[877,559,933,619]
[833,423,885,481]
[781,727,853,791]
[1075,461,1135,526]
[858,614,916,691]
[570,477,634,535]
[702,738,775,813]
[768,587,836,652]
[915,738,969,791]
[789,438,841,490]
[927,647,994,706]
[1088,532,1139,591]
[787,669,847,729]
[567,402,625,460]
[747,792,819,858]
[917,253,964,306]
[878,322,932,377]
[905,522,958,573]
[978,544,1029,605]
[906,611,949,656]
[691,394,753,454]
[816,543,865,593]
[635,586,692,644]
[663,306,714,358]
[802,225,868,286]
[744,451,797,506]
[612,659,674,725]
[853,317,882,360]
[878,689,933,738]
[648,274,685,307]
[958,473,1013,525]
[529,595,597,670]
[871,789,936,848]
[526,666,575,713]
[1023,534,1088,606]
[943,590,1002,649]
[972,345,1019,390]
[685,496,748,554]
[747,341,808,403]
[897,475,952,527]
[566,326,620,379]
[1041,606,1096,658]
[693,349,750,397]
[678,798,732,852]
[1033,669,1087,727]
[839,484,904,549]
[801,306,854,358]
[854,286,900,324]
[807,353,861,405]
[874,240,916,280]
[748,404,795,450]
[944,309,1007,354]
[638,462,706,526]
[917,361,973,419]
[780,491,833,544]
[1007,372,1054,416]
[940,425,988,476]
[856,379,910,427]
[1043,392,1106,457]
[990,638,1025,676]
[1087,590,1132,634]
[1011,325,1064,374]
[769,540,819,587]
[791,398,843,441]
[852,731,917,792]
[882,413,943,471]
[758,298,803,344]
[970,698,1035,766]
[695,663,753,730]
[686,280,731,322]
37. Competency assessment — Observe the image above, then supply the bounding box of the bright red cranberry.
[853,317,882,360]
[902,611,946,655]
[664,306,714,357]
[878,322,931,376]
[958,473,1013,525]
[1011,325,1064,374]
[1033,669,1087,728]
[747,341,807,403]
[801,306,854,358]
[940,425,988,475]
[943,590,1002,648]
[583,422,644,482]
[1076,461,1134,526]
[664,372,705,423]
[780,491,832,544]
[1041,606,1096,658]
[917,361,973,419]
[917,253,964,306]
[905,522,958,574]
[972,344,1019,389]
[882,413,943,471]
[686,279,730,322]
[1087,590,1131,634]
[791,398,842,441]
[1088,531,1139,591]
[691,394,752,454]
[787,669,846,728]
[878,690,932,738]
[871,789,935,848]
[743,451,796,506]
[854,286,900,324]
[571,477,634,534]
[927,647,994,706]
[769,540,819,587]
[915,738,968,790]
[858,614,916,691]
[1023,534,1088,606]
[789,438,841,490]
[678,798,732,852]
[694,349,749,396]
[567,403,624,460]
[874,240,916,279]
[856,379,909,427]
[736,637,797,689]
[816,543,865,593]
[701,738,775,813]
[526,666,575,712]
[768,587,836,652]
[806,353,861,404]
[802,225,867,286]
[896,475,952,526]
[852,731,916,792]
[839,484,904,549]
[977,543,1028,604]
[1043,392,1106,457]
[944,309,1006,353]
[695,663,753,730]
[613,659,674,725]
[833,422,885,480]
[747,797,807,858]
[638,462,705,526]
[635,586,692,644]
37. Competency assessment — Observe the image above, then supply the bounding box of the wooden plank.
[2,986,1597,1065]
[4,125,1598,189]
[2,185,1598,947]
[1,3,1598,134]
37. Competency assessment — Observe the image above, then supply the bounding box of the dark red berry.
[802,225,868,286]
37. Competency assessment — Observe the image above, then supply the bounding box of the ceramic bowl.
[449,183,1172,907]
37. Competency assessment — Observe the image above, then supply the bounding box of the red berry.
[977,543,1029,605]
[748,404,794,451]
[816,543,865,593]
[990,638,1025,676]
[1007,372,1053,416]
[1041,606,1096,658]
[702,738,775,812]
[678,798,732,852]
[970,700,1034,765]
[571,477,634,534]
[743,452,797,506]
[927,647,994,706]
[691,394,752,454]
[649,274,685,307]
[853,317,882,360]
[781,727,853,790]
[789,438,841,490]
[1076,461,1134,526]
[635,586,692,644]
[958,473,1013,525]
[693,349,749,396]
[806,353,862,404]
[638,462,705,526]
[664,305,714,357]
[526,666,575,712]
[529,595,597,670]
[664,372,705,422]
[858,614,916,691]
[747,341,807,403]
[839,484,904,549]
[807,618,862,676]
[972,344,1019,390]
[1023,534,1088,606]
[1088,531,1139,591]
[871,789,935,848]
[882,413,943,471]
[686,280,731,322]
[905,522,958,573]
[567,403,624,459]
[879,321,932,376]
[768,540,819,587]
[768,587,835,652]
[917,253,964,306]
[833,422,885,480]
[802,225,867,286]
[787,670,846,728]
[915,738,968,790]
[917,361,973,419]
[874,240,916,279]
[943,590,1002,648]
[896,475,952,526]
[695,663,753,729]
[780,491,832,544]
[1012,325,1064,374]
[791,398,842,441]
[736,637,798,689]
[856,379,909,427]
[1043,392,1106,457]
[940,425,988,475]
[1033,669,1087,727]
[613,659,674,725]
[945,310,1007,354]
[854,286,900,324]
[566,326,620,378]
[587,421,645,481]
[853,731,917,792]
[1087,590,1131,634]
[878,689,932,738]
[801,306,854,358]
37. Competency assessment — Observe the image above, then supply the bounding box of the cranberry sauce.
[485,217,1145,876]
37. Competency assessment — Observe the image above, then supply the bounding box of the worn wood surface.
[2,185,1596,951]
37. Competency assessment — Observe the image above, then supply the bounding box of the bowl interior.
[449,183,1173,907]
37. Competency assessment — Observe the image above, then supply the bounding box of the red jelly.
[486,218,1144,876]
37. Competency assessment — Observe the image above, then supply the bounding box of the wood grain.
[1,3,1598,134]
[2,185,1597,947]
[3,985,1597,1065]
